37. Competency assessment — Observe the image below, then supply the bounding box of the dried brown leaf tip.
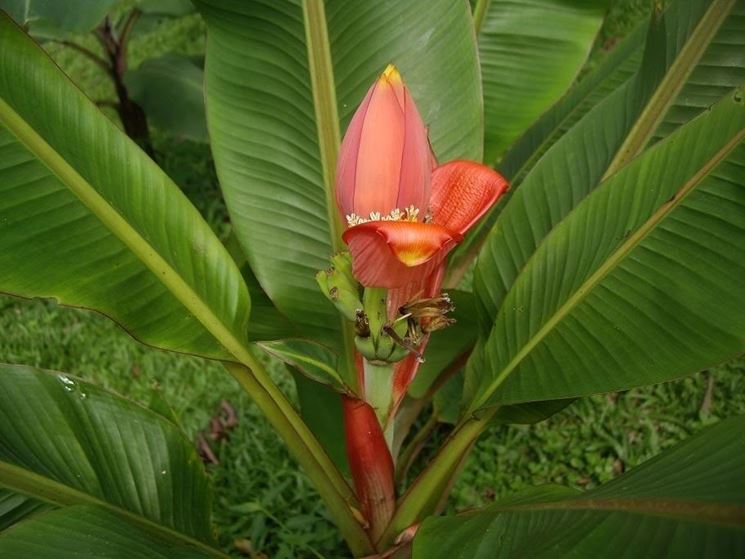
[197,400,239,465]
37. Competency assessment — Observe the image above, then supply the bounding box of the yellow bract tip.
[382,64,402,84]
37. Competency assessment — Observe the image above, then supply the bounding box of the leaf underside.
[0,363,224,557]
[413,416,745,558]
[468,0,745,410]
[0,14,251,361]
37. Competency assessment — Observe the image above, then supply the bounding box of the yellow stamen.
[346,206,421,228]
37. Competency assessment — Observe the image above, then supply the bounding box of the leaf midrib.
[603,0,735,179]
[486,496,745,528]
[301,0,358,390]
[0,462,229,558]
[472,0,492,34]
[474,124,745,410]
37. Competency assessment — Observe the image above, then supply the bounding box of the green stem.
[472,0,491,34]
[302,0,357,392]
[395,410,439,485]
[364,358,395,427]
[379,407,498,546]
[226,362,374,556]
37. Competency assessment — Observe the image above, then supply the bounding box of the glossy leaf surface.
[477,0,608,163]
[475,0,741,329]
[652,2,745,141]
[223,233,296,342]
[500,21,647,186]
[0,506,214,558]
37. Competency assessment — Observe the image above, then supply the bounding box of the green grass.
[2,2,744,558]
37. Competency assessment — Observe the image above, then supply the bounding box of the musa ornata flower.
[336,64,509,290]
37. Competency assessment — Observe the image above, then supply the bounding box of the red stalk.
[343,395,396,542]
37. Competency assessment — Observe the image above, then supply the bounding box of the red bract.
[336,65,509,290]
[342,395,395,541]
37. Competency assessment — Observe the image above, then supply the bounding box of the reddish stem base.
[343,395,396,543]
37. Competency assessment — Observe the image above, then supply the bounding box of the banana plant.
[1,0,744,557]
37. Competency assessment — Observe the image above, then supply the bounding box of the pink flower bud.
[336,65,432,224]
[337,66,509,291]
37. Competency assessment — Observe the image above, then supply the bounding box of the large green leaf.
[125,53,208,143]
[476,0,608,164]
[498,0,744,184]
[500,20,647,186]
[474,0,742,331]
[196,0,483,348]
[0,14,251,361]
[413,416,745,558]
[0,363,226,558]
[0,17,368,551]
[468,87,745,409]
[445,19,648,286]
[652,2,745,142]
[0,506,213,558]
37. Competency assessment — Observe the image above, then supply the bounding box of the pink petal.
[430,160,509,235]
[335,65,432,222]
[336,86,375,219]
[352,73,405,218]
[394,87,432,214]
